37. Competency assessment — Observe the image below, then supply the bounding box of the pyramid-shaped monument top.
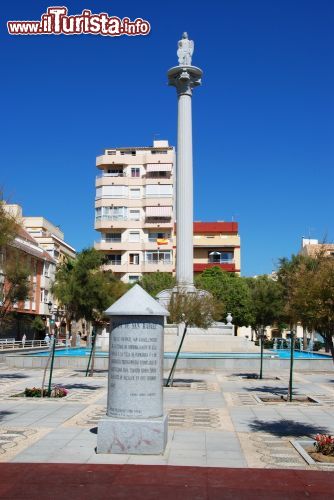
[105,284,169,317]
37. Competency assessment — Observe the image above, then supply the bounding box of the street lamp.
[47,301,52,314]
[259,326,266,380]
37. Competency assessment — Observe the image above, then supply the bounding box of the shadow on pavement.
[163,378,204,385]
[0,373,28,379]
[231,373,280,380]
[0,410,16,421]
[249,419,329,437]
[243,386,296,395]
[62,384,103,390]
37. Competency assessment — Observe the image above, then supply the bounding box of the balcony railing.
[143,260,172,265]
[208,259,235,264]
[103,260,172,267]
[95,215,135,222]
[96,173,126,179]
[95,215,172,223]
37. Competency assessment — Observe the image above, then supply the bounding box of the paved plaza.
[0,362,334,470]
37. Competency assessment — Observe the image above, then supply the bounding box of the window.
[129,210,140,221]
[96,206,128,221]
[129,253,140,265]
[131,168,140,177]
[106,168,123,176]
[148,232,170,242]
[130,188,141,199]
[208,251,233,263]
[105,233,122,242]
[44,262,50,277]
[128,275,140,284]
[128,231,140,243]
[120,150,136,156]
[96,186,127,198]
[145,185,173,197]
[107,254,122,265]
[145,251,172,264]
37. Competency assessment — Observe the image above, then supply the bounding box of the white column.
[167,65,202,291]
[177,93,194,288]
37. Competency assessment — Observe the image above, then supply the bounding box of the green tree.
[30,316,46,339]
[0,199,31,330]
[139,272,176,297]
[52,248,128,331]
[196,267,254,333]
[245,275,285,339]
[166,290,222,386]
[277,251,334,363]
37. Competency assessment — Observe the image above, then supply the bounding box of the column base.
[97,414,168,455]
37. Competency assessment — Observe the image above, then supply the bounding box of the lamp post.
[259,327,265,380]
[288,330,295,402]
[47,306,59,397]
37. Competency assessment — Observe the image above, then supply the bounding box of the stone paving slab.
[0,366,333,469]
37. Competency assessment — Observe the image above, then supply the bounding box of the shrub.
[53,386,68,398]
[24,386,68,398]
[314,434,334,456]
[24,387,48,397]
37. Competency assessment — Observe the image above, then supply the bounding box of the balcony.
[193,235,240,247]
[102,260,173,273]
[95,239,173,251]
[193,262,237,273]
[96,151,174,169]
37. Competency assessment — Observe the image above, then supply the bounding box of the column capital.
[167,65,202,97]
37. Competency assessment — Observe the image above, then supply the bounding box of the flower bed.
[291,437,334,466]
[12,386,68,398]
[309,435,334,463]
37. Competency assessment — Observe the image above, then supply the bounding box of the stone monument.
[168,32,202,291]
[97,284,169,454]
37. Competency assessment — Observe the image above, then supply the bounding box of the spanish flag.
[157,238,168,245]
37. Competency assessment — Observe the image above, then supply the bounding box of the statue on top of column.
[177,32,194,66]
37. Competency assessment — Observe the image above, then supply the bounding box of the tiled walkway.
[0,364,334,469]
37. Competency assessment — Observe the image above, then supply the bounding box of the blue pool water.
[31,348,330,360]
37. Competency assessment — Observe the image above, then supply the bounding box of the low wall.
[0,347,50,362]
[5,353,333,372]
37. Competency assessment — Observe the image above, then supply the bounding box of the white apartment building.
[22,216,76,264]
[94,140,175,283]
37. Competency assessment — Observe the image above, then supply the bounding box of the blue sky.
[1,0,333,276]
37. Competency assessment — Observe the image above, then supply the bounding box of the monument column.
[97,284,169,455]
[168,33,202,291]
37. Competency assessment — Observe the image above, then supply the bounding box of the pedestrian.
[21,333,26,348]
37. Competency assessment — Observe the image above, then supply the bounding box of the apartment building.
[2,204,73,326]
[300,238,334,258]
[0,220,57,338]
[22,216,76,263]
[94,140,175,283]
[193,222,240,275]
